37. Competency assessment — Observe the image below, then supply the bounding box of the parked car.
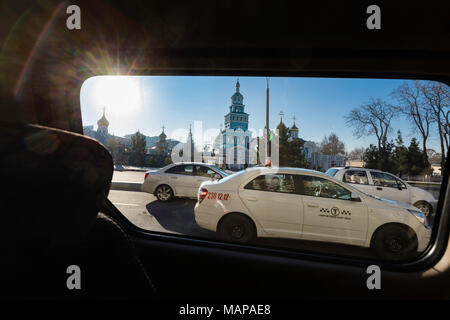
[326,167,438,217]
[142,162,228,201]
[194,167,431,260]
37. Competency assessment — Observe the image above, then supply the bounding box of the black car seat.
[0,122,156,299]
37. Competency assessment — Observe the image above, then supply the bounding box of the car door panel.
[302,196,368,245]
[166,165,195,196]
[239,174,303,239]
[300,175,368,246]
[194,166,216,197]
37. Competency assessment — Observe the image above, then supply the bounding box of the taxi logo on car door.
[330,207,340,216]
[319,207,351,220]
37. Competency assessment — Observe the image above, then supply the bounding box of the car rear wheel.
[371,224,418,261]
[155,185,173,202]
[218,214,256,243]
[413,201,433,217]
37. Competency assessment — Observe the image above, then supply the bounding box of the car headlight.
[407,209,430,229]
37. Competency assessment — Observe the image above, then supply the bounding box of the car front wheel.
[218,214,256,243]
[413,201,433,217]
[371,224,418,261]
[155,185,173,202]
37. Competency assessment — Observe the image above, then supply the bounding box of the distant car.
[142,162,228,201]
[194,167,431,260]
[325,167,438,217]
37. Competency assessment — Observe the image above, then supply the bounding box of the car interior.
[1,0,449,305]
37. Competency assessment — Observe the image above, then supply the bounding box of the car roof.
[234,166,337,178]
[167,162,217,167]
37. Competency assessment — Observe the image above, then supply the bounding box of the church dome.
[97,111,109,128]
[159,131,167,140]
[231,79,243,103]
[290,123,298,131]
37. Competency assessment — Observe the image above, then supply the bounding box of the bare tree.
[345,97,396,155]
[348,147,365,160]
[421,81,450,167]
[392,81,432,155]
[319,133,345,156]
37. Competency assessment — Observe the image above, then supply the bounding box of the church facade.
[217,80,252,170]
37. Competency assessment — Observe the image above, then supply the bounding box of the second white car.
[326,167,438,217]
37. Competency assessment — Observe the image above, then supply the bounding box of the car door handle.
[307,203,319,208]
[246,197,258,201]
[376,187,383,190]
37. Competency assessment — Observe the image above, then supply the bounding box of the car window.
[343,170,369,185]
[301,176,352,200]
[81,75,447,262]
[166,165,194,175]
[370,171,403,188]
[325,168,339,177]
[244,174,297,194]
[195,165,216,177]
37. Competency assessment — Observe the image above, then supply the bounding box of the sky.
[80,76,444,152]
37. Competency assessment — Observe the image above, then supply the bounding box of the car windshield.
[210,165,228,177]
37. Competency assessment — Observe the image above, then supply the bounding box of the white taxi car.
[194,167,431,260]
[142,162,228,201]
[326,167,438,217]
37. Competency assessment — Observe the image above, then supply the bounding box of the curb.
[111,181,142,192]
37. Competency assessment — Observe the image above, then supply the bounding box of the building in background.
[216,79,252,170]
[287,117,344,172]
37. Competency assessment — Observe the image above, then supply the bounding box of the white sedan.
[326,167,438,217]
[194,167,431,260]
[142,162,228,201]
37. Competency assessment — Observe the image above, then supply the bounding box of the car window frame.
[98,75,450,274]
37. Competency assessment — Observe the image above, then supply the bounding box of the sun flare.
[91,76,143,118]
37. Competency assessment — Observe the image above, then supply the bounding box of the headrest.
[0,122,113,257]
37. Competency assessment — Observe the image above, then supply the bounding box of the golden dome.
[97,110,109,128]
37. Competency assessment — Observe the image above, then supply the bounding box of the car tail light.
[198,188,208,204]
[144,172,150,180]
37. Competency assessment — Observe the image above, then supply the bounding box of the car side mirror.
[350,192,361,202]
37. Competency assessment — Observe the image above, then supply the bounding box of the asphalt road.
[108,190,385,259]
